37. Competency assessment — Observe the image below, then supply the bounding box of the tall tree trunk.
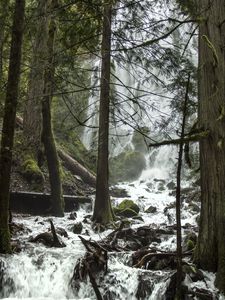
[0,0,25,253]
[42,0,64,217]
[175,75,190,299]
[23,0,51,161]
[92,1,113,224]
[0,0,9,85]
[194,0,225,292]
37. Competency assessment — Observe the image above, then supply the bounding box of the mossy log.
[58,148,96,187]
[15,116,96,187]
[10,191,91,215]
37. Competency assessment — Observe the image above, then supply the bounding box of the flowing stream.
[1,144,221,299]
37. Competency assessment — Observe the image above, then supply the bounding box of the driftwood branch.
[148,130,210,148]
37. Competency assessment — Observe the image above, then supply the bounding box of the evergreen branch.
[148,130,210,148]
[117,19,196,51]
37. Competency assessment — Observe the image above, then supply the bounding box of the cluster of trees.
[0,0,224,295]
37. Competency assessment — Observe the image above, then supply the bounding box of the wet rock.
[154,178,166,184]
[188,202,200,213]
[115,208,138,218]
[68,212,77,220]
[132,215,144,222]
[109,187,129,198]
[158,182,165,191]
[72,222,83,234]
[146,182,153,189]
[183,264,204,282]
[164,202,176,213]
[166,181,176,190]
[145,206,157,213]
[56,227,68,238]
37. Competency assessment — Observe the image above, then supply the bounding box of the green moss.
[55,130,96,173]
[109,150,146,183]
[21,158,44,183]
[187,239,195,251]
[118,199,140,213]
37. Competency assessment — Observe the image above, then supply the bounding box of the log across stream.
[10,191,92,215]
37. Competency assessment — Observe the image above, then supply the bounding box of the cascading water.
[2,2,223,300]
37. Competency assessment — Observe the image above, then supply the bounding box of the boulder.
[117,199,140,214]
[72,222,83,234]
[145,206,157,213]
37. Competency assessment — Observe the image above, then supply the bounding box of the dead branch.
[148,130,210,148]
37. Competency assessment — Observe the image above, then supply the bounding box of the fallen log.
[10,191,92,215]
[15,116,96,187]
[57,148,96,187]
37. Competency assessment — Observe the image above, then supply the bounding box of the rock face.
[109,151,146,183]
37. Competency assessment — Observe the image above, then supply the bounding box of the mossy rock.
[109,150,146,183]
[118,199,140,214]
[115,208,138,218]
[113,199,140,218]
[183,231,197,252]
[21,159,44,183]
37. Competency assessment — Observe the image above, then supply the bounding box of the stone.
[145,206,157,213]
[166,181,176,190]
[72,222,83,234]
[117,199,140,214]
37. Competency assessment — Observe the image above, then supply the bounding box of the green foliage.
[109,150,146,183]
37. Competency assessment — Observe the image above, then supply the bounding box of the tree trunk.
[23,0,51,160]
[42,0,64,217]
[0,0,25,253]
[92,1,113,224]
[194,0,225,292]
[175,75,190,299]
[0,0,9,85]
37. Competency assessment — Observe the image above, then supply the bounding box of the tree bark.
[0,0,9,85]
[0,0,25,253]
[23,0,51,160]
[92,1,113,224]
[42,0,64,217]
[194,0,225,292]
